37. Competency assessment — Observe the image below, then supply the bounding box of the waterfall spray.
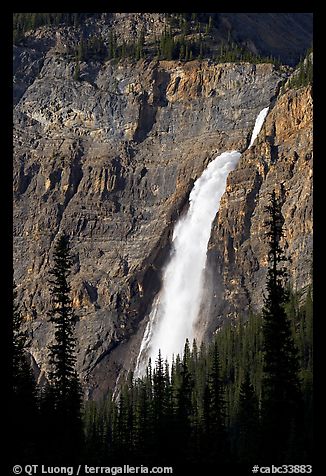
[134,106,269,377]
[248,107,269,148]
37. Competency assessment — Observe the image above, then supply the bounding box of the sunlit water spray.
[134,107,269,377]
[248,107,269,148]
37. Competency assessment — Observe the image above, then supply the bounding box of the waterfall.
[248,107,269,148]
[134,106,269,377]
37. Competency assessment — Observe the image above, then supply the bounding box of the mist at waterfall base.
[134,107,269,377]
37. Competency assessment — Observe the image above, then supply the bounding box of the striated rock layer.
[200,85,313,337]
[13,32,312,398]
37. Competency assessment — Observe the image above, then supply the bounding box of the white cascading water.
[248,107,269,148]
[134,106,269,377]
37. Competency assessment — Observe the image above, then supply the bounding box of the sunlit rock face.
[13,16,312,398]
[203,85,313,335]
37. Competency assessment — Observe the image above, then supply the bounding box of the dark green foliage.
[13,12,281,66]
[76,35,86,61]
[284,284,313,460]
[13,282,32,388]
[236,372,260,464]
[158,28,174,60]
[104,29,148,63]
[13,26,25,45]
[83,401,106,462]
[152,350,168,456]
[135,28,145,60]
[12,282,38,462]
[160,13,279,64]
[13,13,99,37]
[108,31,118,60]
[215,42,280,65]
[48,234,78,391]
[133,375,154,462]
[11,236,85,464]
[204,342,228,463]
[45,233,83,463]
[82,192,311,468]
[174,340,195,461]
[67,34,108,64]
[73,61,80,81]
[83,276,312,467]
[12,223,310,466]
[10,137,311,467]
[286,49,313,90]
[260,190,304,463]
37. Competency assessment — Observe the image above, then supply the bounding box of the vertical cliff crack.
[133,68,170,143]
[52,142,85,238]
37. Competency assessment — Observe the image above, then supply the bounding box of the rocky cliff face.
[200,85,313,336]
[13,21,312,398]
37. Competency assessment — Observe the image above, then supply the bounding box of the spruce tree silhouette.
[260,190,303,463]
[44,233,83,463]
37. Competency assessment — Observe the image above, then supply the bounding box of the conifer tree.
[12,281,38,462]
[153,350,165,435]
[108,31,117,60]
[73,62,80,81]
[76,35,86,62]
[175,340,194,462]
[83,402,106,463]
[148,350,173,463]
[136,28,145,60]
[113,381,134,461]
[260,190,303,463]
[206,341,228,463]
[134,378,152,462]
[46,233,83,462]
[236,371,260,464]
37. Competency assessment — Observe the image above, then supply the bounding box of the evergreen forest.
[13,13,283,65]
[11,191,313,472]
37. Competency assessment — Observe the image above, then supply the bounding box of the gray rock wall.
[13,31,312,398]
